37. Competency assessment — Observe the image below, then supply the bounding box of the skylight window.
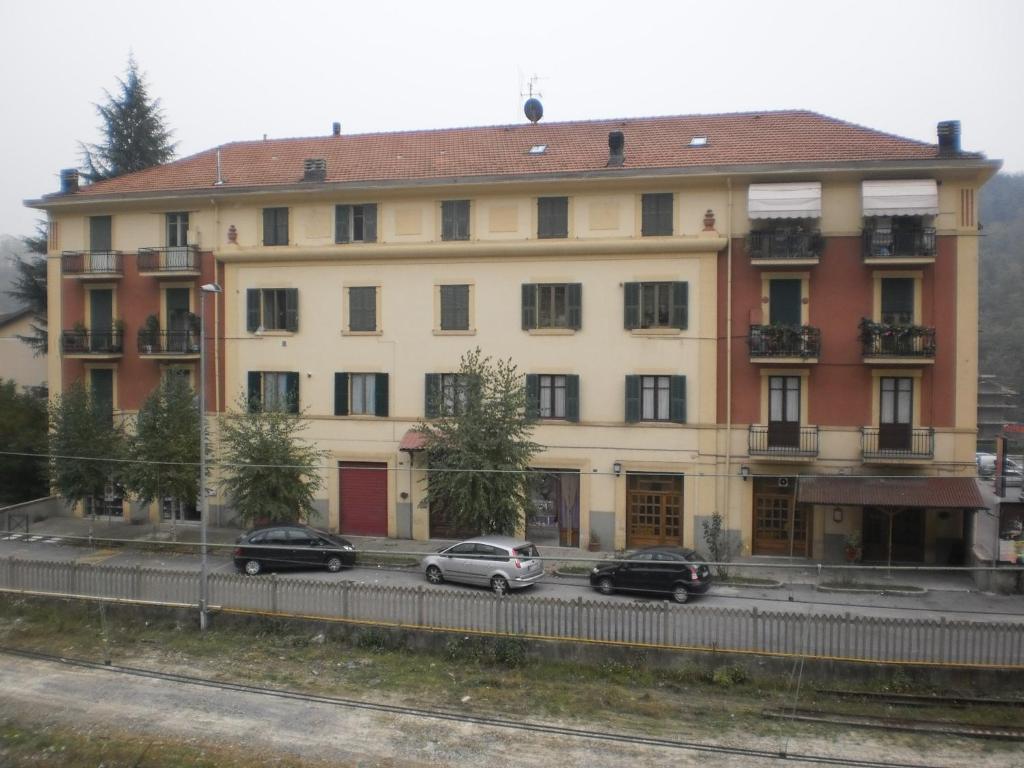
[529,144,548,155]
[689,136,708,147]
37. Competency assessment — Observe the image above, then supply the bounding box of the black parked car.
[233,523,356,575]
[589,547,711,603]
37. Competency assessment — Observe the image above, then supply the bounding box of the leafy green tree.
[48,381,126,508]
[218,396,326,525]
[80,56,176,182]
[416,348,539,535]
[0,379,48,505]
[4,221,48,357]
[125,375,200,507]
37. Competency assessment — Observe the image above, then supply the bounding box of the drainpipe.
[723,179,735,539]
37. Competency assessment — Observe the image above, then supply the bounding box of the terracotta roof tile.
[56,110,971,199]
[797,477,985,509]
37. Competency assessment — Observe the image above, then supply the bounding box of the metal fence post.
[133,565,142,601]
[575,596,584,639]
[751,606,760,651]
[270,575,279,615]
[416,586,425,628]
[661,601,669,646]
[4,556,14,590]
[341,580,349,619]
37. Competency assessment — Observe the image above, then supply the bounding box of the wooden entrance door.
[626,474,683,547]
[753,480,810,556]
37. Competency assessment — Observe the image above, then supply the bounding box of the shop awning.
[861,179,939,217]
[797,477,985,509]
[747,182,822,219]
[398,429,428,452]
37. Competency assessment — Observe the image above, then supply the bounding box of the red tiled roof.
[55,110,969,199]
[797,477,985,509]
[398,429,428,452]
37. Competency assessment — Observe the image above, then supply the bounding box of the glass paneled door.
[626,474,683,547]
[879,377,913,451]
[166,288,191,353]
[752,478,810,556]
[768,375,800,448]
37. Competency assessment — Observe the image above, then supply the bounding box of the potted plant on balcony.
[844,532,863,563]
[141,314,159,353]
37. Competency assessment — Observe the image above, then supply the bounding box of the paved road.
[2,533,1022,623]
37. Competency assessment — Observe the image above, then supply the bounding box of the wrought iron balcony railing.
[861,426,934,459]
[747,229,824,260]
[137,330,201,355]
[748,425,819,457]
[859,321,936,358]
[748,325,821,359]
[61,329,123,355]
[862,227,936,259]
[137,246,199,273]
[61,250,123,275]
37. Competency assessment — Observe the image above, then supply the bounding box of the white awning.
[747,182,821,219]
[862,179,938,217]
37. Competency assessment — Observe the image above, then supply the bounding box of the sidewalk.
[16,514,992,593]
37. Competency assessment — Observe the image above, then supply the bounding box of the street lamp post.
[198,282,222,631]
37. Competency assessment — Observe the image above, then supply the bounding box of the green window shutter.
[262,209,274,246]
[246,289,260,332]
[90,216,112,251]
[567,283,582,330]
[278,209,289,245]
[424,374,440,418]
[284,289,299,332]
[524,374,539,419]
[247,372,262,412]
[285,372,300,413]
[671,282,688,330]
[364,204,378,243]
[349,287,375,331]
[374,373,389,417]
[623,283,640,330]
[521,284,537,330]
[335,205,350,243]
[670,375,687,424]
[565,374,580,422]
[334,372,349,416]
[625,375,641,422]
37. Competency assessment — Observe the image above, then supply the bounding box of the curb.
[815,585,928,596]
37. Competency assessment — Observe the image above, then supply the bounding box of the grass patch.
[818,580,926,593]
[717,575,779,587]
[354,552,419,568]
[554,565,592,575]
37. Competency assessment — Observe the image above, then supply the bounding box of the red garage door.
[339,462,388,536]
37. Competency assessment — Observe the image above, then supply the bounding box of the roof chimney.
[303,158,327,182]
[59,168,79,194]
[332,122,341,136]
[607,131,625,167]
[937,120,961,155]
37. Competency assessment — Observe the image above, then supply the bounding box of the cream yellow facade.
[0,310,47,391]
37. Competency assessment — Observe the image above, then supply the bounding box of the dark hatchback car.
[233,523,356,575]
[589,547,711,603]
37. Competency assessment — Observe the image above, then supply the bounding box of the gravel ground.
[2,654,1022,767]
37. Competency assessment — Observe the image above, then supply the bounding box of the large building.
[29,109,999,562]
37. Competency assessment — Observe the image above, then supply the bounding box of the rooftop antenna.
[521,74,544,123]
[214,149,224,186]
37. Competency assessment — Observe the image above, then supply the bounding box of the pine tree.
[416,348,539,535]
[5,220,48,356]
[80,56,176,182]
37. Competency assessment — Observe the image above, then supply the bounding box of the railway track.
[764,708,1024,741]
[814,688,1024,708]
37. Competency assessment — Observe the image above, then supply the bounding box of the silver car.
[421,536,544,595]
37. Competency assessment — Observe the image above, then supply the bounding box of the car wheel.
[325,556,343,573]
[243,559,262,576]
[426,565,444,585]
[672,584,690,604]
[597,576,614,595]
[491,575,510,596]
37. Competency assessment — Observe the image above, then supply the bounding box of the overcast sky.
[1,0,1021,236]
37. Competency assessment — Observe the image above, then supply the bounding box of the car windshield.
[514,544,539,559]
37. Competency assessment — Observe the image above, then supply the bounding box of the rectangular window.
[441,200,470,241]
[348,286,377,332]
[425,373,470,417]
[526,374,580,422]
[880,377,913,425]
[90,368,114,424]
[881,278,914,325]
[769,376,801,423]
[262,207,289,246]
[623,281,687,330]
[334,372,389,417]
[522,283,582,330]
[539,375,566,418]
[768,279,802,327]
[625,374,685,423]
[89,215,112,251]
[350,373,376,415]
[440,284,470,330]
[537,196,568,239]
[248,371,299,413]
[166,212,189,247]
[335,204,378,243]
[246,288,298,332]
[641,193,673,236]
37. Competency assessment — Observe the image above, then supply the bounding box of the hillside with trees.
[979,172,1024,423]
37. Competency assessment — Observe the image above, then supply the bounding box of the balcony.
[137,246,200,277]
[747,229,823,265]
[859,319,936,363]
[138,330,200,358]
[61,329,123,358]
[748,425,819,458]
[862,227,936,264]
[748,325,821,363]
[862,426,934,462]
[61,251,123,279]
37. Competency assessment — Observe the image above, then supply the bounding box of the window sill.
[630,328,683,337]
[342,330,383,337]
[252,329,295,337]
[527,328,576,336]
[433,329,476,336]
